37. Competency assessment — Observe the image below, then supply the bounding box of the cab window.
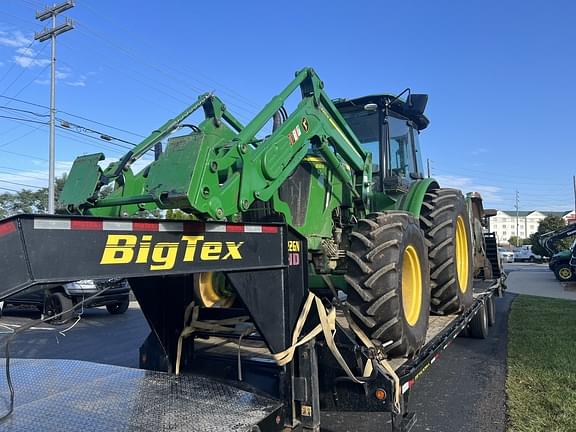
[387,115,416,178]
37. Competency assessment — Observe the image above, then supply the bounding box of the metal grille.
[0,359,281,431]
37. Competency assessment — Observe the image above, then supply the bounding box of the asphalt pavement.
[0,267,536,431]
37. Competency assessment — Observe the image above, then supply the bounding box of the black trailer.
[0,214,502,432]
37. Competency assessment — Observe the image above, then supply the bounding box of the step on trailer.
[0,214,502,432]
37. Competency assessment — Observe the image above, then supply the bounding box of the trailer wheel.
[420,189,473,315]
[469,302,489,339]
[486,295,496,327]
[345,212,430,357]
[44,292,75,324]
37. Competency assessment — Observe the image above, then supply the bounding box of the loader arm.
[60,68,371,221]
[538,224,576,256]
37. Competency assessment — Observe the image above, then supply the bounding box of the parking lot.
[0,263,557,431]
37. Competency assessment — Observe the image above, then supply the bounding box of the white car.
[513,246,544,263]
[498,248,514,263]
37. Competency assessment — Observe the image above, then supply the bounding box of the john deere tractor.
[60,67,484,358]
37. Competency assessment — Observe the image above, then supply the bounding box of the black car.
[0,279,131,323]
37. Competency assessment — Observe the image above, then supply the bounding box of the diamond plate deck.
[0,359,282,432]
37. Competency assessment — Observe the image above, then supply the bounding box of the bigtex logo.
[100,234,244,270]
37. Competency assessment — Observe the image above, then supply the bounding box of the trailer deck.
[0,359,282,432]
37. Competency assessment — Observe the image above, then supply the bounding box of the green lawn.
[507,295,576,431]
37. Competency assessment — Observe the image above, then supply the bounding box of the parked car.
[498,247,515,263]
[0,279,131,323]
[513,245,544,263]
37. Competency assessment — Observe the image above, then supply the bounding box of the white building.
[490,210,573,245]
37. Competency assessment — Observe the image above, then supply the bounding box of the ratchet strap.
[271,290,402,413]
[175,302,253,376]
[175,292,402,413]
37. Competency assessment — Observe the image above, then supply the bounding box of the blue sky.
[0,0,574,211]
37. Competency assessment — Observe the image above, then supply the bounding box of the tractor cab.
[334,94,429,193]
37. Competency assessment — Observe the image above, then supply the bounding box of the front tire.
[106,299,129,315]
[345,212,430,357]
[44,292,75,324]
[421,189,474,315]
[554,265,575,282]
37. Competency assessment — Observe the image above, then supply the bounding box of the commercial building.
[490,210,574,245]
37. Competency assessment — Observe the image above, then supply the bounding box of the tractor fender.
[396,178,439,218]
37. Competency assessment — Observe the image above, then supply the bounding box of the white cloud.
[13,55,50,68]
[434,174,503,203]
[16,47,35,56]
[471,147,488,156]
[0,30,31,48]
[66,79,86,87]
[55,70,70,79]
[0,161,76,191]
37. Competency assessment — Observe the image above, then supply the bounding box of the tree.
[508,236,521,247]
[0,175,67,217]
[530,216,573,257]
[522,237,532,245]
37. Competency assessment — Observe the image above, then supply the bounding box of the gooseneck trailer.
[0,214,501,431]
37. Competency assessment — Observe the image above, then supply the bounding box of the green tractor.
[60,68,491,358]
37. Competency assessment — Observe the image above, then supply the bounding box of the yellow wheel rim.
[559,268,572,279]
[402,245,423,327]
[455,216,470,293]
[194,272,235,308]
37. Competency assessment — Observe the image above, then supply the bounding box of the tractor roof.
[333,94,430,131]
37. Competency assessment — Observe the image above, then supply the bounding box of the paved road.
[505,262,576,300]
[0,268,539,431]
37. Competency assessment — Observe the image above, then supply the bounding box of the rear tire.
[420,188,474,315]
[469,302,489,339]
[345,212,430,357]
[44,292,75,324]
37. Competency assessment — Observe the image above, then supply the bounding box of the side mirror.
[407,94,428,115]
[483,209,497,218]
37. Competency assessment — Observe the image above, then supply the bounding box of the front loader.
[0,68,502,431]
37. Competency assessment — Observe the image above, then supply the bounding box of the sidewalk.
[505,264,576,300]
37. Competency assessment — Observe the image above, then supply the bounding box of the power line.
[81,0,262,112]
[0,179,43,189]
[0,168,48,181]
[0,94,146,138]
[74,19,259,116]
[2,42,47,95]
[0,187,21,193]
[0,123,45,148]
[0,105,49,117]
[0,113,48,125]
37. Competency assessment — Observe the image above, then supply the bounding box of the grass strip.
[507,295,576,431]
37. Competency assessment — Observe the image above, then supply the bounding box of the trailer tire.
[44,292,75,324]
[345,212,430,357]
[486,295,496,327]
[469,302,489,339]
[420,189,473,315]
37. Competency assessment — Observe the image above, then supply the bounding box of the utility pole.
[573,175,576,224]
[515,190,520,246]
[426,158,431,178]
[34,1,75,214]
